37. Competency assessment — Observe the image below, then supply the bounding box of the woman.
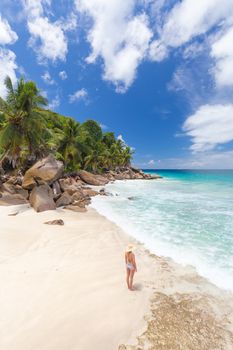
[125,245,137,290]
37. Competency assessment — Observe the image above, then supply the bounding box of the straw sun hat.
[125,244,135,253]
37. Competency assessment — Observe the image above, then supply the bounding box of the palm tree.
[57,118,89,171]
[0,76,134,174]
[120,146,133,167]
[84,142,110,173]
[108,142,122,169]
[0,76,48,168]
[107,140,133,169]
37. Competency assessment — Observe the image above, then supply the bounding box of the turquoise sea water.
[91,170,233,292]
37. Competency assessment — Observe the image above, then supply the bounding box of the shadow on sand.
[133,283,143,291]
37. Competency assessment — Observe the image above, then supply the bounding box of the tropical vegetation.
[0,76,133,174]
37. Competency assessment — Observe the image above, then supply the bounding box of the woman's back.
[125,251,134,264]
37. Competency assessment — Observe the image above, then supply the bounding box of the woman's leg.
[129,269,135,290]
[126,268,130,289]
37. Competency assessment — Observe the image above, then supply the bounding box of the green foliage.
[0,76,48,168]
[0,76,133,173]
[102,132,115,148]
[80,120,102,141]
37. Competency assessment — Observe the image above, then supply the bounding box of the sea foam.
[91,174,233,293]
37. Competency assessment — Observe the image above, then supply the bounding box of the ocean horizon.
[143,169,233,172]
[92,169,233,293]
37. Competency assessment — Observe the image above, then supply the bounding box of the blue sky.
[1,0,233,169]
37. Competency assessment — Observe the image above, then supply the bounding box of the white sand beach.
[1,205,233,350]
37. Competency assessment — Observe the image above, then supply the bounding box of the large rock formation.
[22,155,64,189]
[55,191,72,207]
[59,178,81,195]
[105,167,162,180]
[0,193,28,206]
[82,188,99,197]
[71,195,90,208]
[0,156,162,212]
[71,190,85,202]
[29,184,56,212]
[52,181,61,197]
[14,185,29,199]
[1,182,18,194]
[78,170,109,186]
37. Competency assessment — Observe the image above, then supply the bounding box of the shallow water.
[91,170,233,292]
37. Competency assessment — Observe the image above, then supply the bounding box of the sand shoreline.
[1,204,233,349]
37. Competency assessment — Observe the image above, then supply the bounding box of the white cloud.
[74,0,233,91]
[193,150,233,168]
[211,26,233,87]
[58,12,78,32]
[117,134,132,149]
[99,123,108,130]
[41,89,48,98]
[149,0,233,88]
[117,134,126,143]
[182,41,205,59]
[154,0,233,50]
[148,40,168,62]
[22,0,45,18]
[18,65,26,76]
[0,15,18,45]
[59,70,67,80]
[139,151,233,169]
[168,67,190,92]
[167,65,209,107]
[75,0,152,92]
[0,15,18,97]
[0,48,17,98]
[69,88,88,103]
[41,71,55,85]
[27,17,67,62]
[49,94,60,110]
[22,0,69,63]
[148,159,155,165]
[183,104,233,152]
